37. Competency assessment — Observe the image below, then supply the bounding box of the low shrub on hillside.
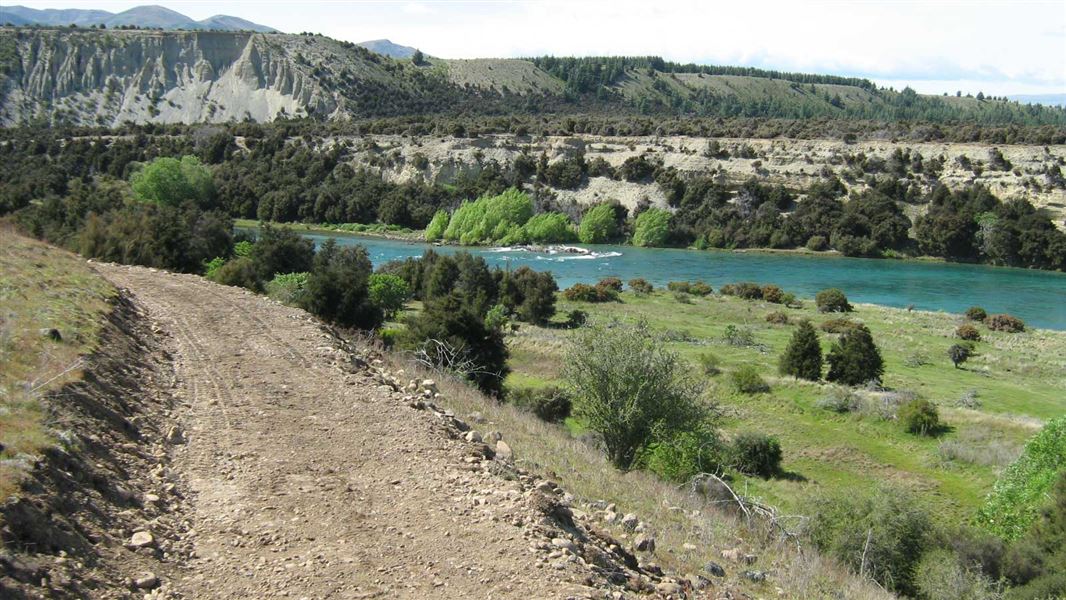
[765,311,790,325]
[720,282,763,300]
[731,365,769,394]
[820,318,860,334]
[642,424,725,483]
[761,284,784,304]
[899,399,941,435]
[807,235,829,251]
[779,320,822,380]
[265,272,310,306]
[690,281,713,296]
[666,281,691,294]
[597,277,623,292]
[628,278,654,294]
[965,306,988,322]
[696,352,721,376]
[729,432,782,477]
[956,323,982,341]
[816,288,853,313]
[826,324,884,385]
[986,313,1025,333]
[914,548,1004,600]
[508,386,572,423]
[566,309,587,328]
[1000,472,1066,599]
[722,324,757,347]
[562,283,617,303]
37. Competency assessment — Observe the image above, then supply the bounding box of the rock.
[133,573,159,589]
[704,561,726,577]
[535,481,555,493]
[143,493,161,506]
[494,440,513,462]
[551,537,577,553]
[620,513,640,532]
[165,426,184,444]
[467,412,486,424]
[655,582,682,595]
[634,535,655,552]
[744,569,767,582]
[741,553,758,565]
[464,431,483,443]
[485,431,502,443]
[602,510,619,524]
[421,379,438,394]
[129,531,155,548]
[721,547,742,562]
[687,573,712,590]
[682,543,697,551]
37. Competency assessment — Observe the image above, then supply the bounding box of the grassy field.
[502,287,1066,523]
[0,229,116,501]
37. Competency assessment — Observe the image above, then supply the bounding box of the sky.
[9,0,1066,97]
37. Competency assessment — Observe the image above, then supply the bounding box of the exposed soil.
[2,263,689,598]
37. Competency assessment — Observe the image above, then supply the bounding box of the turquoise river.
[277,230,1066,331]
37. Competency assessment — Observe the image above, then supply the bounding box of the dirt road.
[93,264,657,599]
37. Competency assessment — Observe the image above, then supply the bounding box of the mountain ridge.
[0,4,278,32]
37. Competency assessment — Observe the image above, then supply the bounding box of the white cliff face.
[0,29,335,125]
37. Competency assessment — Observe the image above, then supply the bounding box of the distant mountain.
[0,4,278,32]
[1009,94,1066,107]
[357,39,419,59]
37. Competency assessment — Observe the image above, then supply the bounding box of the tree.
[578,203,619,244]
[424,210,449,241]
[368,273,411,320]
[632,208,671,247]
[300,239,382,330]
[411,49,425,65]
[564,320,709,470]
[250,224,315,285]
[826,324,884,385]
[779,320,823,380]
[500,266,557,324]
[948,343,971,368]
[130,155,214,207]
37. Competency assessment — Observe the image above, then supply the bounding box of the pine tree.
[826,325,884,385]
[779,320,823,381]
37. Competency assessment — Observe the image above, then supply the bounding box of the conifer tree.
[779,320,823,381]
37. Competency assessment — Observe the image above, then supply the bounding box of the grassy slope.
[0,229,116,501]
[505,289,1066,522]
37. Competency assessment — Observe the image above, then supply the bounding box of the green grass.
[501,289,1065,523]
[234,218,425,241]
[0,229,116,501]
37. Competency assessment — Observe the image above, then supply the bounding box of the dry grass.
[0,227,115,501]
[383,352,893,599]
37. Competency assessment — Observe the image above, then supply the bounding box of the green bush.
[562,283,617,303]
[1001,472,1066,599]
[500,266,558,325]
[779,320,823,381]
[368,273,411,319]
[986,314,1025,333]
[632,208,671,247]
[722,324,757,347]
[233,240,254,257]
[816,288,853,313]
[578,203,619,244]
[810,488,934,596]
[948,342,973,368]
[443,187,533,244]
[914,549,1004,600]
[765,310,790,325]
[509,212,577,244]
[265,272,309,305]
[820,318,861,334]
[483,303,509,331]
[899,399,941,435]
[424,209,449,241]
[597,277,624,292]
[957,323,982,341]
[826,325,884,385]
[566,309,587,328]
[807,235,829,251]
[509,386,572,423]
[731,365,769,394]
[300,239,382,330]
[250,224,315,286]
[628,278,654,294]
[666,281,692,294]
[761,284,784,303]
[721,282,763,300]
[690,281,713,296]
[130,155,214,207]
[697,352,721,376]
[642,424,724,483]
[564,320,709,469]
[203,256,226,278]
[730,432,782,477]
[977,417,1066,541]
[965,306,988,322]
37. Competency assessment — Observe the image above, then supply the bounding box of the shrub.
[251,224,315,285]
[914,549,1004,600]
[564,320,709,470]
[826,325,884,385]
[722,324,757,347]
[721,282,762,300]
[300,239,382,330]
[209,255,259,290]
[986,313,1025,333]
[203,256,226,278]
[779,320,823,381]
[673,292,692,304]
[899,399,941,435]
[690,281,713,296]
[130,155,214,207]
[509,386,572,423]
[632,208,671,247]
[566,309,587,328]
[977,417,1066,541]
[424,209,449,241]
[443,187,533,244]
[965,306,988,322]
[731,365,769,394]
[948,343,972,368]
[578,203,619,244]
[483,303,509,331]
[816,388,860,413]
[233,240,254,257]
[1001,472,1066,599]
[368,273,411,319]
[820,318,860,334]
[666,281,692,294]
[780,292,798,308]
[765,311,790,325]
[510,212,577,244]
[642,424,725,483]
[500,266,558,324]
[761,284,784,304]
[628,278,654,294]
[807,235,829,251]
[597,277,623,292]
[562,283,616,303]
[816,288,853,313]
[729,433,782,477]
[810,488,934,596]
[956,323,982,341]
[687,354,719,379]
[265,272,309,306]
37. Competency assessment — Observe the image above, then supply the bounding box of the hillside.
[1,27,1065,128]
[0,4,277,32]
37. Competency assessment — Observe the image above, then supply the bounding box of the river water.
[273,230,1066,331]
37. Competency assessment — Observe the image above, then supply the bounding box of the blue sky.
[10,0,1066,97]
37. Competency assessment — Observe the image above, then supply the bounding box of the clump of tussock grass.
[937,426,1023,468]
